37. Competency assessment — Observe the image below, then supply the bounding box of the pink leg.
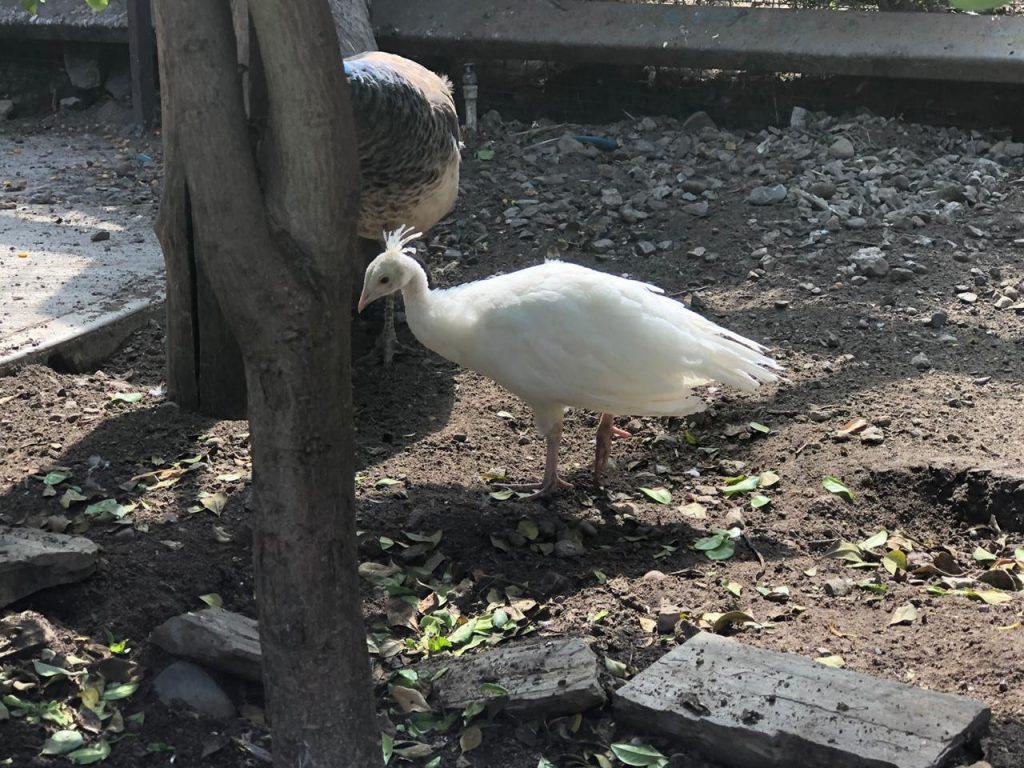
[499,423,572,500]
[594,413,631,483]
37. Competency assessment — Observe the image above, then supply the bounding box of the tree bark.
[330,0,377,55]
[159,0,376,417]
[153,2,380,766]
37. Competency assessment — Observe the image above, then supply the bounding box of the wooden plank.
[418,637,606,718]
[614,632,989,768]
[374,0,1024,84]
[150,608,262,682]
[6,0,1024,84]
[0,0,127,42]
[126,0,156,127]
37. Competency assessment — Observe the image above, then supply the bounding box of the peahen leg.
[359,293,423,367]
[499,423,573,500]
[594,413,631,483]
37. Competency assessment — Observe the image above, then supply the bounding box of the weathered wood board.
[614,632,989,768]
[419,637,606,719]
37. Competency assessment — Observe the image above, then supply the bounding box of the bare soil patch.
[2,101,1023,767]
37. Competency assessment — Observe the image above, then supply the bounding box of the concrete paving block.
[614,632,989,768]
[0,131,164,375]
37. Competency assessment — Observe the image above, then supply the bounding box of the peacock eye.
[380,276,390,285]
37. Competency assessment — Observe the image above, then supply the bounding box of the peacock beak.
[357,292,369,313]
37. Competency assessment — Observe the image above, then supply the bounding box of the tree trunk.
[158,0,376,418]
[153,2,381,766]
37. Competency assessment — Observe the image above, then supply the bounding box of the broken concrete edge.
[0,295,163,378]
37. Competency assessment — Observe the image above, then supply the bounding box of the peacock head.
[358,225,423,313]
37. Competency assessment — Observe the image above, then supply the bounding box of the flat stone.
[153,661,235,719]
[849,247,890,277]
[63,49,102,89]
[860,425,886,445]
[418,637,605,719]
[0,610,58,659]
[748,184,787,206]
[0,99,13,119]
[682,110,717,134]
[829,137,855,159]
[789,106,810,128]
[958,292,978,304]
[0,526,98,608]
[557,132,584,154]
[824,578,852,597]
[614,632,989,768]
[151,608,261,682]
[890,267,915,282]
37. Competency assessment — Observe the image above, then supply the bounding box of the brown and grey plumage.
[344,51,462,365]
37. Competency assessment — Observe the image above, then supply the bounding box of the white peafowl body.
[343,51,462,364]
[359,228,781,498]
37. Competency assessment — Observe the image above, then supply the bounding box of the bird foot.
[358,331,423,368]
[497,476,573,501]
[594,418,632,483]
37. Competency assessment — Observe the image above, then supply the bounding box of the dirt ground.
[2,97,1023,768]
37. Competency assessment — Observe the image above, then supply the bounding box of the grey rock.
[829,137,855,159]
[0,99,13,120]
[808,181,836,199]
[153,661,235,719]
[103,65,133,102]
[59,96,86,111]
[63,50,102,89]
[151,608,261,681]
[1003,142,1024,158]
[929,311,948,328]
[683,201,710,217]
[860,426,885,445]
[994,295,1014,309]
[849,247,890,277]
[481,109,503,133]
[682,110,717,134]
[824,578,853,597]
[790,106,810,128]
[657,608,682,634]
[889,268,914,282]
[637,240,657,256]
[601,188,624,207]
[591,238,615,254]
[957,292,978,304]
[911,352,932,371]
[557,133,584,154]
[748,184,788,206]
[0,527,99,609]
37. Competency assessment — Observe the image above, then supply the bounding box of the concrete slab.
[614,632,990,768]
[0,128,164,375]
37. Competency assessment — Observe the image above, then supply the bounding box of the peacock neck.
[399,256,431,313]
